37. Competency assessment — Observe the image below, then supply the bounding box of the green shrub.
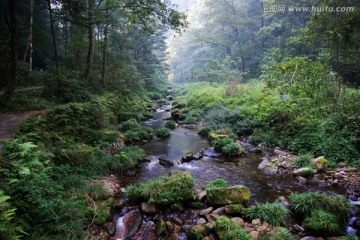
[289,192,352,220]
[182,115,197,124]
[121,120,153,142]
[93,199,114,225]
[292,153,313,168]
[271,229,294,240]
[121,119,140,131]
[214,216,253,240]
[126,171,194,205]
[155,128,171,138]
[205,178,227,190]
[212,138,245,156]
[149,92,163,100]
[105,153,138,173]
[54,144,94,165]
[246,203,289,226]
[84,183,111,201]
[165,120,176,129]
[198,126,213,137]
[222,142,245,157]
[304,210,341,235]
[122,146,145,162]
[213,138,233,152]
[0,190,25,240]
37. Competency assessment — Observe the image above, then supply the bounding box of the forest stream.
[111,95,356,240]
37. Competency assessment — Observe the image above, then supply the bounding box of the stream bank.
[96,88,359,240]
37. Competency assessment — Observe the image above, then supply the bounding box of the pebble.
[251,219,261,226]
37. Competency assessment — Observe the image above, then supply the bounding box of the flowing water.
[120,105,346,204]
[113,102,359,239]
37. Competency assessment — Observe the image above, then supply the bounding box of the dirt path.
[0,110,47,149]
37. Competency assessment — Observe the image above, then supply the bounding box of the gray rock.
[300,237,315,240]
[182,152,194,162]
[115,210,142,239]
[293,167,314,178]
[293,224,304,232]
[200,207,213,216]
[103,221,116,236]
[195,191,207,202]
[141,202,156,214]
[197,218,207,225]
[171,216,183,226]
[159,157,174,167]
[258,158,278,175]
[212,207,225,215]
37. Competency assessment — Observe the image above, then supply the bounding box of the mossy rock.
[205,178,227,190]
[182,152,194,162]
[209,133,229,141]
[293,167,315,178]
[155,219,167,236]
[188,202,207,209]
[224,204,246,215]
[159,157,174,167]
[207,185,250,205]
[187,225,208,240]
[310,156,328,172]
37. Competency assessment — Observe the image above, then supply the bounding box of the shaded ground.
[0,110,47,149]
[0,86,43,95]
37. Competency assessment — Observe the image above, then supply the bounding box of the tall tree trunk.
[29,0,34,74]
[47,0,58,70]
[0,0,19,104]
[101,7,109,87]
[83,0,95,82]
[46,0,61,97]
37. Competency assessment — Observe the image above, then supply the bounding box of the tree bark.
[29,0,34,73]
[47,0,58,70]
[101,6,109,87]
[23,0,34,72]
[82,0,96,82]
[0,0,19,104]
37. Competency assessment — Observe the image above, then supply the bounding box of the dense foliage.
[174,80,360,166]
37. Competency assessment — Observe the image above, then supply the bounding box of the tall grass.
[246,203,289,226]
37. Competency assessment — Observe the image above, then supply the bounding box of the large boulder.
[310,156,328,172]
[115,210,142,239]
[207,185,250,205]
[258,158,278,175]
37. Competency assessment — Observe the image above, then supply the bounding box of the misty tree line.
[169,0,360,88]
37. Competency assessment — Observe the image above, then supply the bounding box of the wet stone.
[171,216,183,226]
[141,202,156,214]
[155,219,167,236]
[211,207,224,215]
[200,207,213,216]
[103,221,116,236]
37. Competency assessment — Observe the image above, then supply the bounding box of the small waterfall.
[147,158,159,170]
[346,217,359,236]
[115,216,125,240]
[174,160,199,170]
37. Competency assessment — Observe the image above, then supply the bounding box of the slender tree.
[0,0,19,104]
